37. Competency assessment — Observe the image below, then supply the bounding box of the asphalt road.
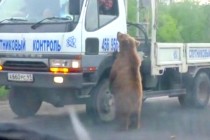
[0,97,210,140]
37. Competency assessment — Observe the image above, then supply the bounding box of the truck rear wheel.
[192,72,210,108]
[86,78,116,123]
[9,88,42,117]
[178,72,210,108]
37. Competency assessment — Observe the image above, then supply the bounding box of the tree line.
[128,0,210,43]
[157,1,210,43]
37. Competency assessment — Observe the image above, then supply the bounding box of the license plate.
[8,73,33,82]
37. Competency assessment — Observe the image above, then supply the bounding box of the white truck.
[0,0,209,122]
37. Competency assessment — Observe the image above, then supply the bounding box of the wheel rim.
[198,81,209,104]
[96,80,115,122]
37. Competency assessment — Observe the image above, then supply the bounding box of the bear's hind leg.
[117,113,130,131]
[129,102,142,129]
[129,111,140,129]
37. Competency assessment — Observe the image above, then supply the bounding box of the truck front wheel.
[86,78,116,123]
[178,72,210,108]
[9,87,42,117]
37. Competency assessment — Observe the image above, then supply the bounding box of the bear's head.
[117,32,140,52]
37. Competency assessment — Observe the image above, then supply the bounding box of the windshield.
[0,0,78,22]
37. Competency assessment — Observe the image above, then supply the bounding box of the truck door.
[81,0,127,56]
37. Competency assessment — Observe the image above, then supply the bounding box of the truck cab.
[0,0,127,119]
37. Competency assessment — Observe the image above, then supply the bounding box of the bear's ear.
[117,32,122,40]
[136,40,140,47]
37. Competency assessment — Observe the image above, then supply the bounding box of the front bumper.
[0,71,85,88]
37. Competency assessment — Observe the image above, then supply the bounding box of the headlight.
[72,60,80,68]
[49,59,81,68]
[50,59,71,67]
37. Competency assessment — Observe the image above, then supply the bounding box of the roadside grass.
[0,86,8,100]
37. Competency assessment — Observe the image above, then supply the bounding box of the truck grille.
[3,61,48,72]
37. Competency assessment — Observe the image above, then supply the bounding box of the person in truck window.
[99,0,115,15]
[42,1,60,18]
[42,8,54,18]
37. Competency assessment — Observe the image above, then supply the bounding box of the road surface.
[0,97,210,140]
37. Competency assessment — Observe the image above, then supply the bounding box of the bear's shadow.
[77,99,186,133]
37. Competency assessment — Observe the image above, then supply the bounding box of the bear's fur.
[109,32,143,131]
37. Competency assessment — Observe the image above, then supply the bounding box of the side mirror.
[69,0,80,15]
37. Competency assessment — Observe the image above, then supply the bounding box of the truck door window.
[85,0,118,31]
[85,0,99,31]
[99,0,118,27]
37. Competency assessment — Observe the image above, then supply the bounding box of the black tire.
[9,87,42,117]
[178,94,193,107]
[86,78,116,123]
[192,72,210,108]
[178,72,210,108]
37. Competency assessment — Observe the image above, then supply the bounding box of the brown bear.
[109,32,143,131]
